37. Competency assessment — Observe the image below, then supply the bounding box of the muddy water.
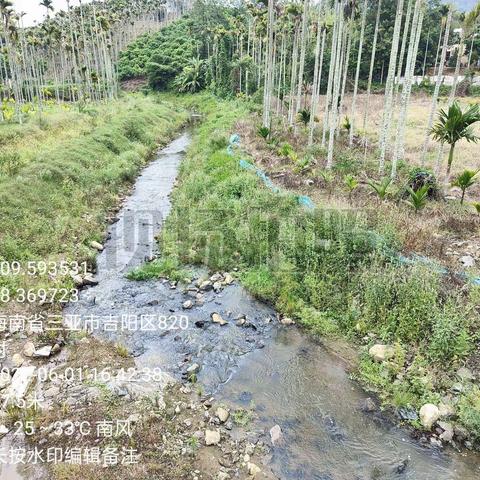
[64,131,480,479]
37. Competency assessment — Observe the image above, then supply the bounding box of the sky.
[12,0,92,27]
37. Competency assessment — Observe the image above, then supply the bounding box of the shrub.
[428,304,472,363]
[257,126,270,139]
[407,167,439,198]
[458,387,480,442]
[0,149,22,176]
[360,264,440,343]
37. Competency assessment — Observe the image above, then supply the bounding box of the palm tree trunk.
[362,0,382,133]
[262,0,275,128]
[294,0,310,132]
[378,0,405,174]
[391,0,424,178]
[326,0,345,169]
[423,7,452,167]
[349,0,368,146]
[394,0,414,101]
[309,17,326,146]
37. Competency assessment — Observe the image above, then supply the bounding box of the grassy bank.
[0,94,188,304]
[137,93,480,445]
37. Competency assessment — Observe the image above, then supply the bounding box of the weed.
[257,126,270,140]
[458,387,480,441]
[232,408,252,427]
[115,344,130,358]
[127,257,191,283]
[428,303,472,363]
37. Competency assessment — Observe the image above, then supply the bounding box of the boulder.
[5,366,36,401]
[200,280,213,291]
[419,404,440,430]
[438,403,455,419]
[186,363,200,374]
[270,424,283,445]
[70,274,84,287]
[211,313,228,326]
[280,317,295,326]
[362,398,376,413]
[0,371,11,390]
[12,354,24,367]
[210,273,223,283]
[182,300,194,310]
[438,421,454,442]
[205,429,221,446]
[224,273,234,285]
[90,240,104,251]
[368,344,395,363]
[215,407,230,423]
[33,346,52,358]
[83,273,98,286]
[247,463,262,477]
[457,367,475,382]
[22,342,35,358]
[459,256,475,268]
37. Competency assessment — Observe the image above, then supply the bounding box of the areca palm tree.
[39,0,54,19]
[429,102,480,179]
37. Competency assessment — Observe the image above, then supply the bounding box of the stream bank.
[3,98,480,479]
[62,125,480,479]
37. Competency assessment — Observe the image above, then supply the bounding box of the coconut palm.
[429,102,480,179]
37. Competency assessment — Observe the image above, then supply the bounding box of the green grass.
[126,257,191,282]
[0,93,188,299]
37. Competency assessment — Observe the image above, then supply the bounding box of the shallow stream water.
[37,131,480,479]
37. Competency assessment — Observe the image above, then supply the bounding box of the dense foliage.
[119,18,198,90]
[117,0,467,95]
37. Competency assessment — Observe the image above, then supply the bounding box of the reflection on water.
[220,328,480,480]
[0,436,44,480]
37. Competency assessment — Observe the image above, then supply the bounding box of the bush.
[406,167,439,199]
[458,387,480,442]
[360,264,440,343]
[118,18,197,91]
[428,304,472,363]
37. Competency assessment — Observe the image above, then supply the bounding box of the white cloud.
[12,0,92,27]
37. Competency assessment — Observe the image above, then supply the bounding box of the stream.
[41,131,480,478]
